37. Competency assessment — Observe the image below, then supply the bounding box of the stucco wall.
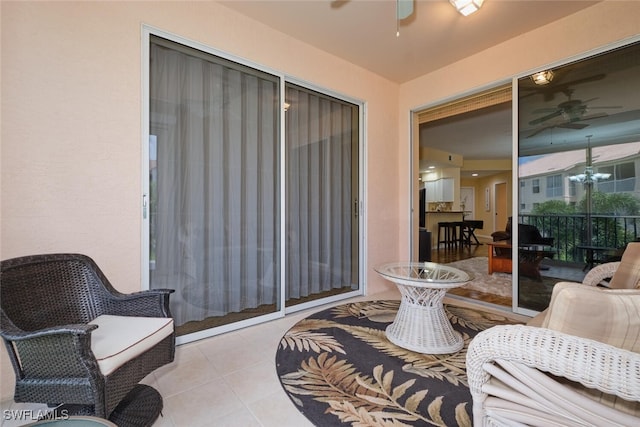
[0,0,400,401]
[398,1,640,256]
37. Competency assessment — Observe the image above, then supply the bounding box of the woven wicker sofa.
[467,243,640,426]
[0,253,176,423]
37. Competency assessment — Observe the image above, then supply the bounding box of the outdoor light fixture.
[450,0,484,16]
[569,136,611,184]
[568,166,611,184]
[531,70,555,85]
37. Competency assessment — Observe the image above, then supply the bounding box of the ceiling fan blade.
[526,125,554,138]
[532,107,561,114]
[397,0,413,20]
[578,112,609,121]
[529,109,562,126]
[557,122,589,130]
[588,105,623,109]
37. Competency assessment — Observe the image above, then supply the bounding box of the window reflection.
[517,40,640,312]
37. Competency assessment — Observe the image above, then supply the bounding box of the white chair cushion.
[89,315,174,376]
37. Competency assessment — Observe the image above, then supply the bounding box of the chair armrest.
[0,323,97,341]
[1,320,102,380]
[101,288,174,318]
[582,261,620,286]
[491,231,510,241]
[467,325,640,402]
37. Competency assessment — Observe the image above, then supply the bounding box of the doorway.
[494,182,508,232]
[412,84,513,259]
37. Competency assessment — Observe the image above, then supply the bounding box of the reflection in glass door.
[517,40,640,314]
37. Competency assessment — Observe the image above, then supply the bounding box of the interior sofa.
[466,242,640,426]
[491,217,555,247]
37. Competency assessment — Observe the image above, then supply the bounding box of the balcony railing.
[519,214,640,264]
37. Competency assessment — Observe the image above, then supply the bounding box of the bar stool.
[437,222,457,248]
[452,221,466,248]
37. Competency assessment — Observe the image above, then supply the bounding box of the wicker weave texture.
[1,253,176,422]
[376,262,469,354]
[466,325,640,426]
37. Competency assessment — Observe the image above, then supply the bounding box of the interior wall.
[399,1,640,259]
[1,0,400,291]
[0,1,400,401]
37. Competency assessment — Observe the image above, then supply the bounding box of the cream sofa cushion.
[542,282,640,353]
[609,242,640,289]
[89,315,174,375]
[540,283,640,416]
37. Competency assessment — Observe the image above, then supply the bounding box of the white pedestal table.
[375,262,472,354]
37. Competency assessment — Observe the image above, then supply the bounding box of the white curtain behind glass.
[285,85,357,300]
[149,40,280,326]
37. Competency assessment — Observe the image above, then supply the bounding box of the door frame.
[141,25,367,345]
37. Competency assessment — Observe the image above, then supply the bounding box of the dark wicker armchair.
[0,253,175,424]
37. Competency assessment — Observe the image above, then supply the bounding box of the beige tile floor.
[0,289,526,427]
[0,290,400,427]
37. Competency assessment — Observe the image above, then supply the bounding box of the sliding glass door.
[516,40,640,314]
[145,31,362,342]
[285,84,360,307]
[148,36,281,338]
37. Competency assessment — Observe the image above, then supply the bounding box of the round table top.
[24,416,117,426]
[375,262,472,288]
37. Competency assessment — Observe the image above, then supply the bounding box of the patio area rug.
[275,300,519,426]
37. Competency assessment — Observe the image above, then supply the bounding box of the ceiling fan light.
[450,0,484,16]
[531,70,554,85]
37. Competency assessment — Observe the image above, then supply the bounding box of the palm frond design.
[279,352,382,411]
[279,329,346,354]
[332,300,400,320]
[276,301,518,426]
[334,324,470,387]
[446,306,516,331]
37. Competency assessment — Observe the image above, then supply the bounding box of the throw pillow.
[543,282,640,353]
[609,242,640,289]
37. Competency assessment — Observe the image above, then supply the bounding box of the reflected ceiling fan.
[526,91,622,138]
[521,73,607,102]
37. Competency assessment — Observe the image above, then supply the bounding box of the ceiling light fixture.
[396,0,413,37]
[530,70,555,85]
[450,0,484,16]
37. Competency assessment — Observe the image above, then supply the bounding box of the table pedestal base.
[386,286,463,354]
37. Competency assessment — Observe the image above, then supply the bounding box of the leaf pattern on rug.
[282,355,471,427]
[280,319,346,354]
[332,300,401,321]
[280,352,381,410]
[446,305,518,332]
[276,301,517,426]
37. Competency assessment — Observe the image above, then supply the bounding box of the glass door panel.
[284,84,360,306]
[148,36,281,338]
[517,40,640,312]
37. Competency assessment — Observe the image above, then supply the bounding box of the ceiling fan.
[520,73,607,102]
[526,91,622,138]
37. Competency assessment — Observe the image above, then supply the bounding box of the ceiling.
[220,0,599,84]
[219,1,630,177]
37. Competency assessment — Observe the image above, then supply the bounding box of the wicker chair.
[467,243,640,426]
[0,253,175,424]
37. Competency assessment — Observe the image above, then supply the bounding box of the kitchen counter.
[425,211,465,247]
